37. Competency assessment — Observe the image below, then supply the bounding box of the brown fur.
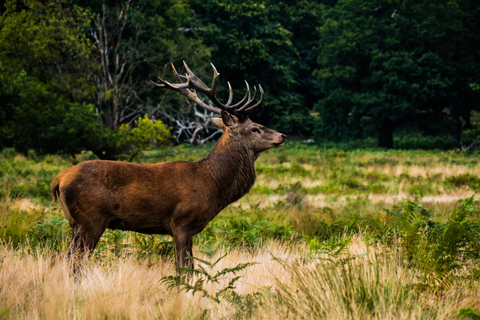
[52,111,286,271]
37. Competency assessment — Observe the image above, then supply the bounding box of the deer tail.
[51,174,62,202]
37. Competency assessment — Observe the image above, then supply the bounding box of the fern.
[383,196,480,291]
[161,245,257,305]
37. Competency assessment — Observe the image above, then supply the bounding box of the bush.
[445,173,480,191]
[117,115,172,161]
[393,132,459,150]
[461,123,480,145]
[383,196,480,281]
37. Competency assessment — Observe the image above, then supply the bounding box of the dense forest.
[1,0,479,158]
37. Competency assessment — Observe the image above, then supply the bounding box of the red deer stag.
[51,62,287,271]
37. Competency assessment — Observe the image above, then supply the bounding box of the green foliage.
[0,0,106,155]
[393,132,460,150]
[305,235,353,261]
[133,234,174,259]
[93,230,131,258]
[0,0,205,156]
[0,196,71,250]
[0,153,68,201]
[453,307,480,320]
[29,217,70,251]
[0,199,36,247]
[2,0,479,151]
[383,196,480,287]
[198,206,300,249]
[446,174,480,190]
[75,0,211,130]
[285,181,307,207]
[0,0,97,99]
[1,70,105,156]
[0,307,10,318]
[117,115,172,161]
[462,123,480,145]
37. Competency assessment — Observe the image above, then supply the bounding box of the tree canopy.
[1,0,479,155]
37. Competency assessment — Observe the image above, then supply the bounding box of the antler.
[150,61,263,121]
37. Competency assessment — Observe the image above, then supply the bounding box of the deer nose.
[281,134,287,141]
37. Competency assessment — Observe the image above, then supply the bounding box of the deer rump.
[51,62,286,272]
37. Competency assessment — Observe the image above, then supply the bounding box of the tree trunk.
[462,108,472,130]
[378,121,394,148]
[448,104,462,141]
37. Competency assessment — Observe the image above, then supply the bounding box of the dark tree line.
[314,0,480,148]
[1,0,479,156]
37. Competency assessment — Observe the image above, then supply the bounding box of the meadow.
[1,142,480,319]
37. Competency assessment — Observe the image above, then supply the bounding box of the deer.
[51,61,287,272]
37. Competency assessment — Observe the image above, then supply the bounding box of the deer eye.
[251,128,260,133]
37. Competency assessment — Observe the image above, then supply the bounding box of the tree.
[314,0,480,148]
[0,0,103,155]
[191,0,315,134]
[0,0,201,157]
[75,0,211,130]
[0,70,104,156]
[0,0,97,101]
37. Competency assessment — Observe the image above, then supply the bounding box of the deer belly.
[107,218,171,235]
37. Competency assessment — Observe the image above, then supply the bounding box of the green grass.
[1,142,480,318]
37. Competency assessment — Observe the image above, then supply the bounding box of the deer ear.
[220,110,236,127]
[210,117,225,130]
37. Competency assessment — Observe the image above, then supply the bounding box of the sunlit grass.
[1,239,479,319]
[1,143,480,318]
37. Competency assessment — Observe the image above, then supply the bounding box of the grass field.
[1,142,480,319]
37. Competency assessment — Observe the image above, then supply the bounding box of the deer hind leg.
[186,237,194,269]
[66,220,108,273]
[173,229,194,275]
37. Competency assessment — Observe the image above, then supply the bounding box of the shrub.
[117,115,172,161]
[383,196,480,285]
[445,173,480,190]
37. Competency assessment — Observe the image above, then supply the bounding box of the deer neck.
[199,133,257,208]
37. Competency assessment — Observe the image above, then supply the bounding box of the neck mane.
[198,132,257,209]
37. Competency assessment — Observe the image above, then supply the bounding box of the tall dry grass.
[273,241,480,319]
[1,238,478,319]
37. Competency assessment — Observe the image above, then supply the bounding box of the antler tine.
[183,61,210,92]
[226,82,233,105]
[182,62,228,111]
[150,77,190,90]
[242,85,264,113]
[171,63,184,83]
[209,63,220,96]
[150,62,222,114]
[237,85,258,112]
[228,81,250,109]
[150,63,190,90]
